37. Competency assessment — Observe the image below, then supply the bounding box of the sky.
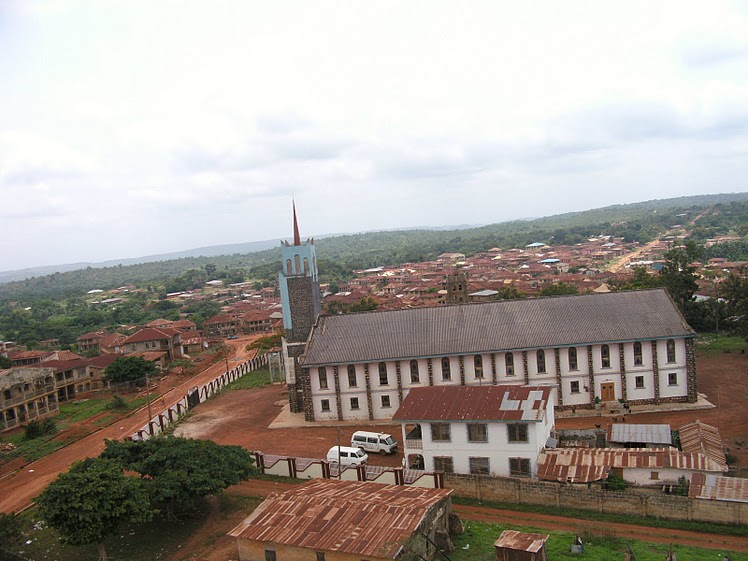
[1,1,748,271]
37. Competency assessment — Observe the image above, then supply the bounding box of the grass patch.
[57,395,148,423]
[223,366,272,390]
[451,520,748,561]
[696,334,748,356]
[452,496,748,537]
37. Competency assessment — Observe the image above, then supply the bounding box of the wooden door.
[601,382,615,401]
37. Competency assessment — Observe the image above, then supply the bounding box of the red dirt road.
[0,337,258,513]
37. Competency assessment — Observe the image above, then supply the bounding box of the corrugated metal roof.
[678,420,727,471]
[690,473,748,503]
[229,479,452,559]
[392,385,552,422]
[610,424,672,445]
[301,289,693,366]
[537,448,727,483]
[494,530,549,553]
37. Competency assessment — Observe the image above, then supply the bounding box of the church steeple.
[292,200,301,246]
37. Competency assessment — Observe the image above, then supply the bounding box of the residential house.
[1,367,58,432]
[609,424,672,448]
[229,479,453,561]
[121,327,183,360]
[393,385,554,477]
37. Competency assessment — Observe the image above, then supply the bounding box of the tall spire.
[292,200,301,246]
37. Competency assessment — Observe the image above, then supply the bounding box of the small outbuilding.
[494,530,549,561]
[230,479,453,561]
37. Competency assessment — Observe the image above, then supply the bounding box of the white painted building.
[393,385,555,478]
[298,290,697,422]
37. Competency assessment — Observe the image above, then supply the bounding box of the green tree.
[722,269,748,340]
[540,282,579,296]
[0,355,11,369]
[104,356,158,384]
[102,437,255,519]
[495,286,525,300]
[659,240,702,312]
[612,266,662,291]
[35,457,152,561]
[0,512,24,548]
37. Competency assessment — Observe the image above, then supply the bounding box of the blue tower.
[279,202,321,413]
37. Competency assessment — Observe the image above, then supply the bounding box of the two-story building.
[296,289,697,422]
[1,367,58,432]
[120,327,184,360]
[393,385,554,477]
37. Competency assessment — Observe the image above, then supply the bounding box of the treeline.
[2,195,747,304]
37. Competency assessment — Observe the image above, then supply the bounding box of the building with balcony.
[1,367,58,432]
[393,385,554,477]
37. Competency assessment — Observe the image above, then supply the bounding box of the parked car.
[351,431,398,455]
[226,335,238,340]
[326,446,368,466]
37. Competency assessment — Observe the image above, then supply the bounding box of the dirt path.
[0,336,260,513]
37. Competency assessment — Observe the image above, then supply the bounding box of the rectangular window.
[570,381,580,394]
[381,395,391,408]
[316,553,325,561]
[635,376,645,389]
[350,397,360,410]
[668,372,677,386]
[265,551,276,561]
[469,457,490,475]
[379,371,389,385]
[467,423,488,442]
[431,423,451,442]
[318,369,328,390]
[509,457,531,477]
[651,471,659,481]
[507,423,528,443]
[433,456,454,473]
[321,399,330,412]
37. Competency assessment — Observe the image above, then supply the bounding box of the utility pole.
[144,370,153,427]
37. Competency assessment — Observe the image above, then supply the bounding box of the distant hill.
[1,192,747,301]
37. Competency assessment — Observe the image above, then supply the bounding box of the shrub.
[106,395,129,411]
[24,418,57,440]
[606,474,628,491]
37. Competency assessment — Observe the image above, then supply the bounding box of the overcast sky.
[1,1,747,271]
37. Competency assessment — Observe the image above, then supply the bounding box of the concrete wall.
[444,473,747,525]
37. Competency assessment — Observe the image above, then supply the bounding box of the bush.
[24,418,57,440]
[106,395,129,411]
[606,474,628,491]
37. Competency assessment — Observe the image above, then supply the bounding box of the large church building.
[279,212,698,422]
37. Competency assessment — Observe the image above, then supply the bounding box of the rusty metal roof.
[690,473,748,503]
[537,447,727,483]
[392,385,552,423]
[229,479,452,559]
[494,530,549,553]
[678,420,727,471]
[610,423,672,445]
[301,289,694,366]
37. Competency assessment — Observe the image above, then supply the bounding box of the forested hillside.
[1,193,747,303]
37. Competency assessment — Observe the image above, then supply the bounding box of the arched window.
[347,365,357,387]
[601,344,611,368]
[294,254,301,275]
[633,342,643,366]
[474,355,483,378]
[410,360,420,383]
[568,347,578,371]
[286,259,293,276]
[666,339,676,363]
[318,367,328,390]
[505,353,514,376]
[303,257,309,274]
[441,357,451,381]
[379,362,389,386]
[537,350,546,373]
